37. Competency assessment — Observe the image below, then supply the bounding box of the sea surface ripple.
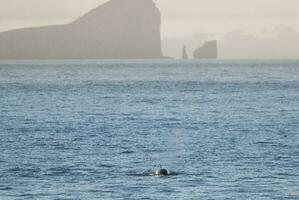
[0,60,299,199]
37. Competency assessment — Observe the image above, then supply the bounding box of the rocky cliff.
[0,0,163,59]
[193,40,218,59]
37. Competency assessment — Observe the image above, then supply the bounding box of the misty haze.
[0,0,299,59]
[0,1,298,200]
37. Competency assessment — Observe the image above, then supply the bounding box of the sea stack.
[182,45,188,59]
[0,0,163,59]
[193,40,218,59]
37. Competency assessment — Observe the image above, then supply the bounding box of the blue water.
[0,60,299,200]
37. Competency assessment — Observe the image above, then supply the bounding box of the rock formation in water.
[0,0,163,59]
[182,45,188,59]
[193,40,218,59]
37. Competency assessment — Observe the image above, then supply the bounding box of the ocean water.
[0,60,299,200]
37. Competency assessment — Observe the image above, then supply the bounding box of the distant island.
[193,40,218,59]
[0,0,163,59]
[181,41,218,59]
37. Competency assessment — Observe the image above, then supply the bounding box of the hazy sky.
[1,0,299,38]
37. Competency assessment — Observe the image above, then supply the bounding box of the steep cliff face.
[193,40,218,59]
[0,0,163,59]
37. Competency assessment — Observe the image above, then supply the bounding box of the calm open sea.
[0,60,299,200]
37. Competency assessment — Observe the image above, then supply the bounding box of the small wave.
[275,172,298,177]
[255,141,275,145]
[121,150,135,154]
[49,144,71,151]
[0,187,13,191]
[45,166,72,176]
[97,164,115,168]
[6,166,42,178]
[102,96,116,99]
[7,167,22,172]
